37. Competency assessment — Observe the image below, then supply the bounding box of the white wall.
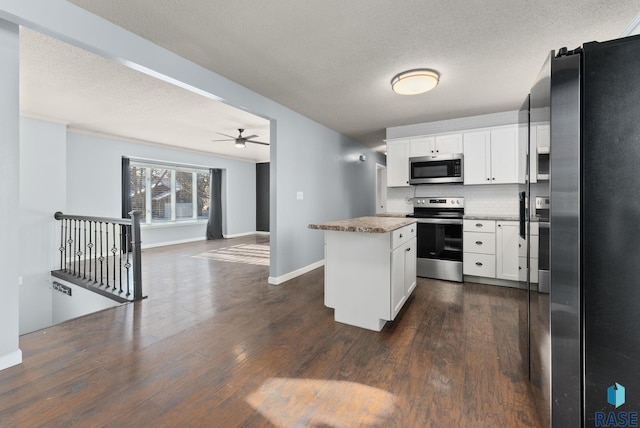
[19,117,66,334]
[51,279,120,325]
[66,131,257,244]
[0,18,21,370]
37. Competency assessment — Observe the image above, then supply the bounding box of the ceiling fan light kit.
[211,128,269,148]
[391,69,440,95]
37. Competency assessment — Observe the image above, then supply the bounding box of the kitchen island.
[309,216,417,331]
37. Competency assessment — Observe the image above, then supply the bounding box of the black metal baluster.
[65,219,70,272]
[111,223,117,291]
[124,225,131,297]
[59,219,64,271]
[76,220,82,278]
[82,220,87,279]
[99,222,104,286]
[72,220,77,276]
[94,222,98,283]
[88,221,93,282]
[105,223,110,289]
[118,225,123,294]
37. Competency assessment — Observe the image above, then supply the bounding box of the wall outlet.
[296,191,304,200]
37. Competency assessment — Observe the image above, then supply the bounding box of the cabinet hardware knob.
[475,262,483,266]
[475,241,483,245]
[519,244,521,248]
[406,248,411,252]
[399,234,403,238]
[476,223,483,227]
[411,229,414,233]
[492,177,495,180]
[519,267,522,270]
[486,178,490,181]
[436,150,439,153]
[498,225,502,228]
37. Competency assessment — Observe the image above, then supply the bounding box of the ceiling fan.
[211,128,268,148]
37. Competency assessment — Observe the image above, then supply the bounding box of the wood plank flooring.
[0,235,542,427]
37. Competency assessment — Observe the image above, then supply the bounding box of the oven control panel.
[413,197,464,207]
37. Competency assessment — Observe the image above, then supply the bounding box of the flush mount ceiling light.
[391,69,440,95]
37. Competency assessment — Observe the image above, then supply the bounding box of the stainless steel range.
[407,197,464,282]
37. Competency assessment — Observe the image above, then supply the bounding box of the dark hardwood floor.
[0,235,542,427]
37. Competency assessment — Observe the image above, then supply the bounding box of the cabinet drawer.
[463,253,496,278]
[464,232,496,255]
[391,224,416,249]
[463,219,496,233]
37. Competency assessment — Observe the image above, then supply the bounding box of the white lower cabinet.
[464,219,536,286]
[463,220,496,278]
[496,221,520,281]
[324,223,416,331]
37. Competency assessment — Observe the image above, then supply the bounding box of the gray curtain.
[121,157,131,219]
[207,168,223,240]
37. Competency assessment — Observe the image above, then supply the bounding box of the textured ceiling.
[21,1,640,157]
[19,29,271,162]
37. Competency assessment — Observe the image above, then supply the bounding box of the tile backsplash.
[387,184,520,215]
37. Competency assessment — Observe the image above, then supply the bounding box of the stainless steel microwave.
[408,154,463,185]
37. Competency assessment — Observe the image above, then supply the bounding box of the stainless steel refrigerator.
[528,34,640,427]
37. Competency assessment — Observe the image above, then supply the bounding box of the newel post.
[129,210,143,300]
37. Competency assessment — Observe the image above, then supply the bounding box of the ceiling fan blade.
[216,132,236,139]
[210,138,234,142]
[242,134,259,140]
[246,139,269,146]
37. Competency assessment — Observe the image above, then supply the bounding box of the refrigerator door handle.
[519,190,526,239]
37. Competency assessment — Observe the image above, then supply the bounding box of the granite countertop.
[464,214,540,222]
[308,216,416,233]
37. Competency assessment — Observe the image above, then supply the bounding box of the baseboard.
[141,237,205,249]
[268,260,324,285]
[223,231,269,238]
[463,275,525,289]
[0,349,22,371]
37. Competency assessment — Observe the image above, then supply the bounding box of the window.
[129,161,210,224]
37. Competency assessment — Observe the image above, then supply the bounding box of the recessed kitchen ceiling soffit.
[391,69,440,95]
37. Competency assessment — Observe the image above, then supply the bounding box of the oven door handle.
[413,218,463,225]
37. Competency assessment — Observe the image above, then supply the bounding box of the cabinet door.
[463,130,491,184]
[404,238,417,297]
[391,244,406,319]
[490,126,519,184]
[435,134,463,154]
[496,221,520,281]
[410,136,433,157]
[386,140,410,187]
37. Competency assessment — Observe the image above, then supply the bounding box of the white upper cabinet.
[409,136,435,157]
[490,126,520,184]
[462,130,491,184]
[386,139,410,187]
[433,134,463,154]
[463,125,522,185]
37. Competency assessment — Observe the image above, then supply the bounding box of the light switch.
[296,191,304,200]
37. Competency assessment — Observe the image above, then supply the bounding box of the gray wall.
[0,0,385,285]
[0,18,21,370]
[19,117,66,334]
[66,131,258,244]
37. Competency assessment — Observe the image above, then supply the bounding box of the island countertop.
[308,216,416,233]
